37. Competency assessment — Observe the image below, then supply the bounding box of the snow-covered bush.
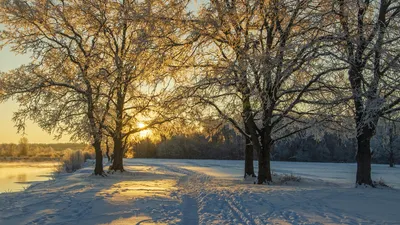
[57,149,85,173]
[373,178,391,188]
[279,173,301,184]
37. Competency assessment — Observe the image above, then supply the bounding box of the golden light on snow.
[99,216,168,225]
[104,179,177,202]
[97,166,177,204]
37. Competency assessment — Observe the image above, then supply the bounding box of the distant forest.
[1,127,398,166]
[130,124,399,166]
[0,141,87,159]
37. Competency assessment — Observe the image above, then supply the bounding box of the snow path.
[179,195,199,225]
[1,159,400,224]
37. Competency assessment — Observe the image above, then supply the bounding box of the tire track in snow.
[150,163,253,225]
[145,163,202,224]
[154,162,259,225]
[223,192,257,225]
[179,195,199,225]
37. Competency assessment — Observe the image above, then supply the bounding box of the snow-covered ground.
[0,159,399,225]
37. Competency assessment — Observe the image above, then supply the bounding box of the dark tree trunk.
[244,141,255,178]
[109,88,125,172]
[109,137,124,172]
[348,64,376,186]
[244,124,255,177]
[87,92,104,176]
[257,128,272,184]
[356,130,373,186]
[257,145,272,184]
[388,124,395,168]
[243,113,272,184]
[93,140,104,176]
[389,152,394,167]
[105,139,110,162]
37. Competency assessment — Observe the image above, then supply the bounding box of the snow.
[1,159,400,225]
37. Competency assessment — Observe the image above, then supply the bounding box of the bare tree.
[191,0,342,183]
[0,0,111,175]
[95,0,191,172]
[372,119,400,167]
[0,0,192,174]
[332,0,400,185]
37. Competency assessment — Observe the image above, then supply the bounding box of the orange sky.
[0,45,72,143]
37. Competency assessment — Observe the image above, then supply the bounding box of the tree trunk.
[244,124,255,177]
[109,137,124,172]
[356,131,373,186]
[86,92,104,176]
[257,129,272,184]
[105,139,110,162]
[109,88,125,172]
[257,145,272,184]
[389,152,394,167]
[243,116,271,184]
[93,139,104,176]
[244,141,256,178]
[388,124,395,168]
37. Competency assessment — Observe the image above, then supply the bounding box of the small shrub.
[57,149,85,173]
[373,178,391,188]
[279,173,301,183]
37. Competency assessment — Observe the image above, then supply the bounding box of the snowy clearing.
[0,159,400,225]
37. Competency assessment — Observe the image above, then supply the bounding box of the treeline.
[133,130,244,160]
[130,126,399,166]
[0,139,88,159]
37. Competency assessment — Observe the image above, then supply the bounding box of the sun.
[137,122,151,138]
[137,122,146,129]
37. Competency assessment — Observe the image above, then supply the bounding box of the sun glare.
[137,122,146,129]
[137,122,151,138]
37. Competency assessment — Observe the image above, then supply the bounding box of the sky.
[0,32,72,143]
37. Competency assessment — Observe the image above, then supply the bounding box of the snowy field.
[0,159,399,225]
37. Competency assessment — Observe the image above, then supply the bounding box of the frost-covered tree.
[0,0,191,174]
[331,0,400,185]
[372,119,400,167]
[190,0,343,183]
[96,0,192,172]
[0,0,111,175]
